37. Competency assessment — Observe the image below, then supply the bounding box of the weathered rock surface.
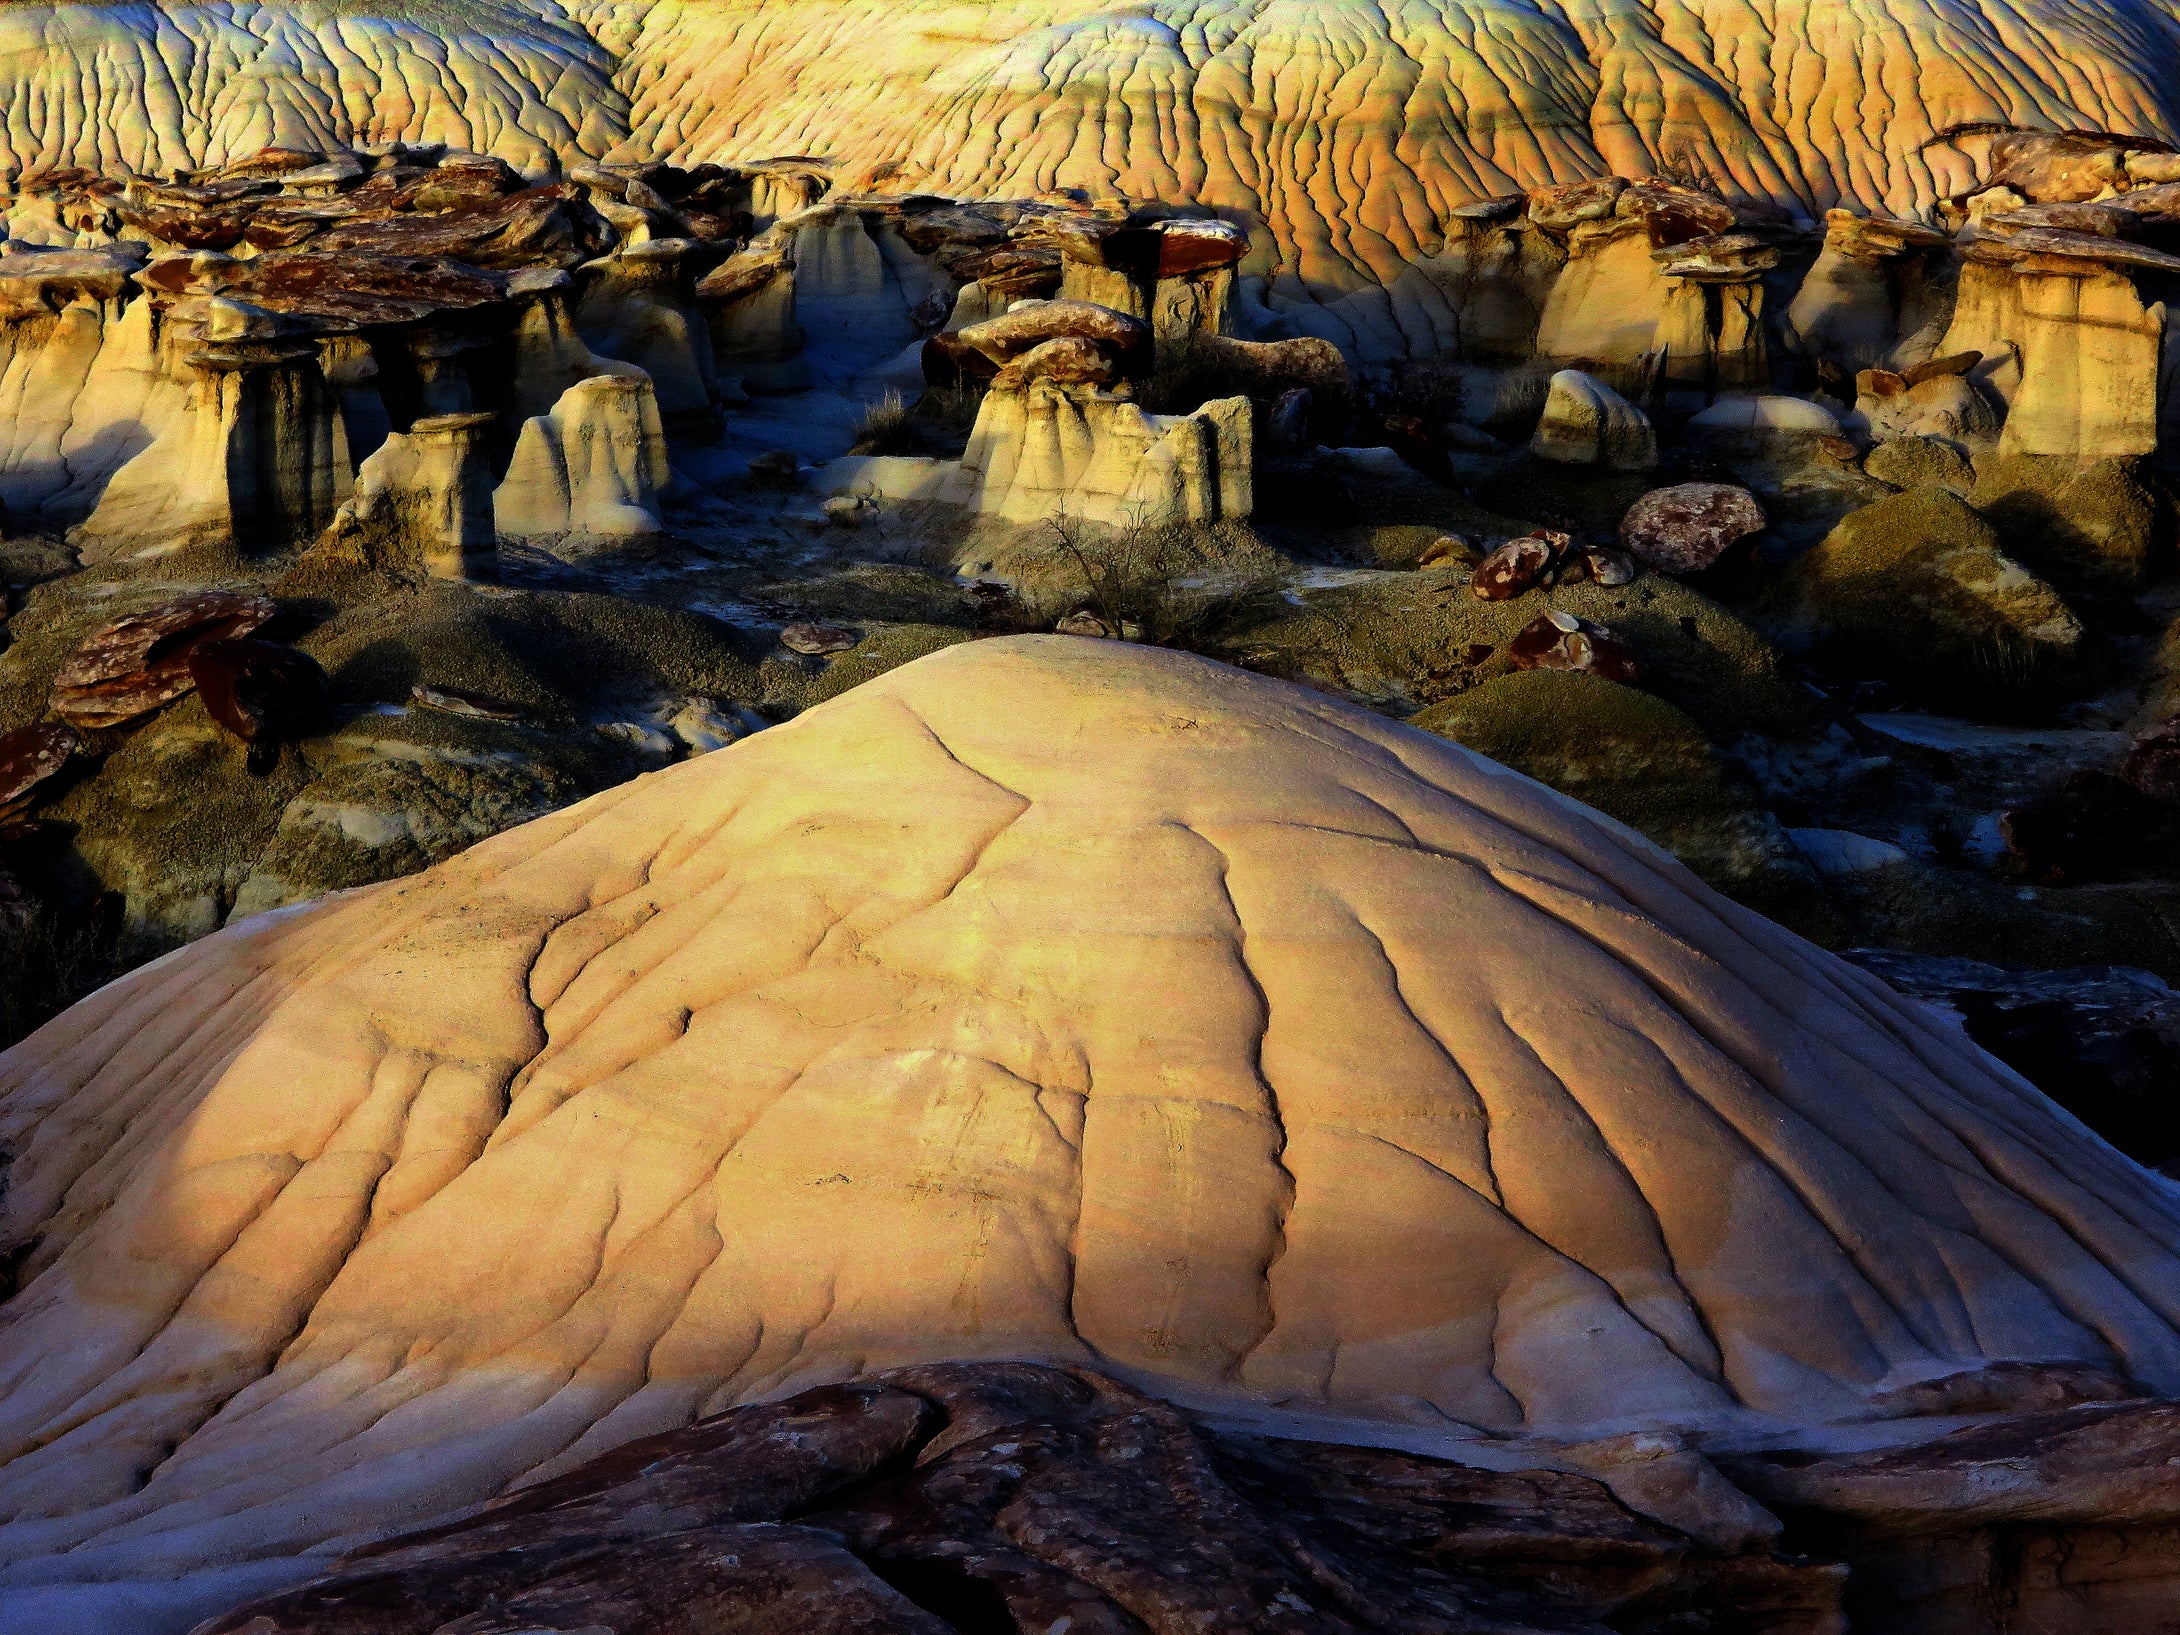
[192,1364,1846,1635]
[6,637,2180,1620]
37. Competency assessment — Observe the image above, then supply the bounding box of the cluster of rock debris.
[187,1361,2180,1635]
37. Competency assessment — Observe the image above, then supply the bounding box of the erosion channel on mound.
[4,639,2180,1633]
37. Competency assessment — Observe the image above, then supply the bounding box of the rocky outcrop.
[194,1363,1845,1635]
[311,411,499,580]
[494,366,671,543]
[1764,486,2082,700]
[943,377,1251,528]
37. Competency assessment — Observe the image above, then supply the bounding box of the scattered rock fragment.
[1471,534,1558,600]
[0,722,76,820]
[186,638,329,757]
[50,592,277,727]
[1508,609,1643,682]
[410,683,527,722]
[780,621,860,656]
[1619,483,1767,574]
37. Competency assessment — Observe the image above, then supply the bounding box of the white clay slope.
[3,636,2180,1593]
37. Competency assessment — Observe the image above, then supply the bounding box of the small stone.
[1054,608,1115,638]
[1418,534,1477,568]
[1618,483,1767,574]
[1471,535,1556,600]
[821,494,875,528]
[1818,435,1861,463]
[410,683,527,722]
[781,621,859,656]
[0,722,76,821]
[668,698,744,755]
[1507,611,1642,684]
[1859,367,1907,398]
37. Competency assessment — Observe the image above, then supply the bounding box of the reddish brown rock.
[200,1364,1844,1635]
[1507,609,1643,683]
[2125,718,2180,804]
[993,334,1118,388]
[50,592,277,727]
[1619,483,1767,574]
[956,299,1151,370]
[1526,176,1626,230]
[1900,350,1988,388]
[309,184,591,269]
[1470,535,1557,600]
[1149,217,1249,276]
[186,639,328,749]
[224,252,507,332]
[782,621,860,656]
[1618,179,1739,246]
[1567,543,1638,586]
[0,723,76,821]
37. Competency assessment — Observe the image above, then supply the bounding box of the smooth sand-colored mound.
[3,635,2180,1589]
[9,1,2180,306]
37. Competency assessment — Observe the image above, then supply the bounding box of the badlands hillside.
[0,0,2177,1632]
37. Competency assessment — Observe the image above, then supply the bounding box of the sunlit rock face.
[3,637,2178,1604]
[9,0,2180,325]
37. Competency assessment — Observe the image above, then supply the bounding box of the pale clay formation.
[4,638,2180,1591]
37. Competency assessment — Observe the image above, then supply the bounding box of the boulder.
[1764,487,2082,703]
[494,366,672,543]
[49,591,277,727]
[0,723,75,820]
[1530,368,1657,469]
[1619,483,1767,573]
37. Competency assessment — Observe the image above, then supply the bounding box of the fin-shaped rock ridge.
[2,635,2179,1589]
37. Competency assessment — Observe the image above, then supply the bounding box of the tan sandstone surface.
[3,635,2179,1613]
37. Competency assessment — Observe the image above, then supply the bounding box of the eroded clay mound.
[12,1,2180,284]
[1,636,2178,1584]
